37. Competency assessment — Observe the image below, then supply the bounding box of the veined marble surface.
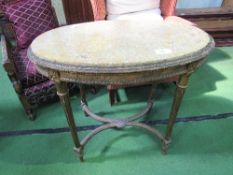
[29,20,213,73]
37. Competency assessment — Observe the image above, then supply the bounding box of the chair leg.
[8,73,35,120]
[109,89,121,106]
[109,89,116,106]
[16,87,35,120]
[15,86,35,120]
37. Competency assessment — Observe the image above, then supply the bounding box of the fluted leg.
[162,73,191,152]
[54,81,83,161]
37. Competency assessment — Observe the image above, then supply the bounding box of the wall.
[177,0,223,9]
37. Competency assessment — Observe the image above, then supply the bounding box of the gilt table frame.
[29,46,213,161]
[28,21,215,161]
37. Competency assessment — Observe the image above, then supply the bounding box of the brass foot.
[161,139,171,154]
[74,146,84,162]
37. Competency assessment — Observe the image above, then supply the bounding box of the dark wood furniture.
[176,0,233,46]
[62,0,94,24]
[28,21,214,161]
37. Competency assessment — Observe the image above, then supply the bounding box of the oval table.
[28,20,214,161]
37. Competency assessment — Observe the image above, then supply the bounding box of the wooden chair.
[0,0,73,120]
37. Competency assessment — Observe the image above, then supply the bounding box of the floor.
[0,47,233,175]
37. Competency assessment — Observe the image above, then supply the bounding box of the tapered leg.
[54,81,83,161]
[163,73,191,152]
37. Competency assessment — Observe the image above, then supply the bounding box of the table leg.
[147,84,157,113]
[163,73,191,152]
[79,84,88,116]
[54,81,83,161]
[148,84,157,102]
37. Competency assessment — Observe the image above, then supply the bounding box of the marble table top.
[28,20,214,73]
